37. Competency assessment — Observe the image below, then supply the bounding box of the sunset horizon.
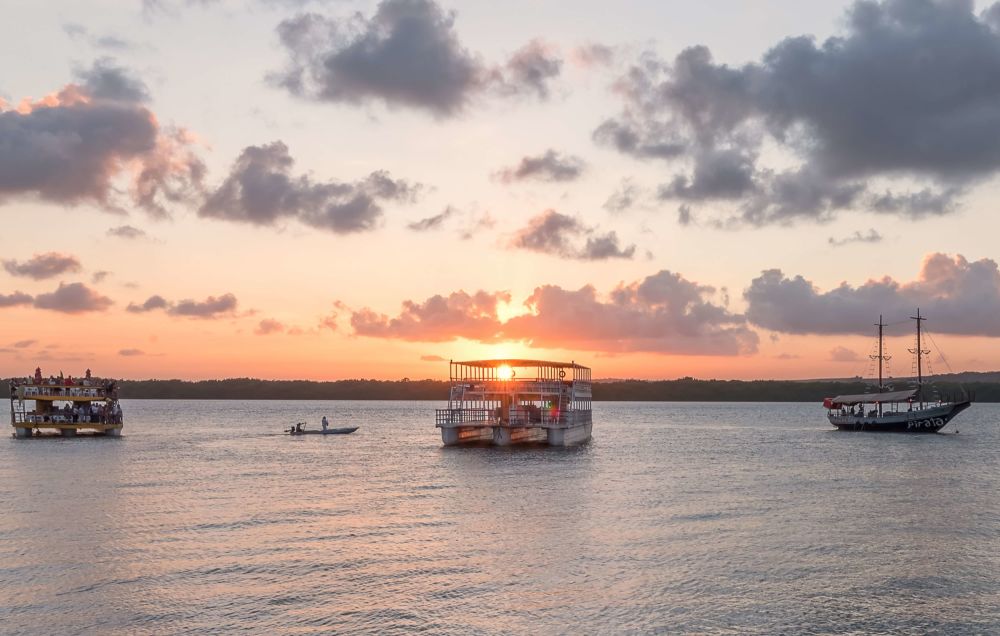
[5,1,1000,384]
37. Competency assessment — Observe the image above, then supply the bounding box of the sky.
[3,0,1000,381]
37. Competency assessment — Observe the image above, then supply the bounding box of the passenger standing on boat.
[322,416,329,431]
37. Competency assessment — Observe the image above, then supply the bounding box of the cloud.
[271,1,483,116]
[353,270,758,355]
[571,43,615,68]
[255,318,285,335]
[32,282,113,314]
[0,291,33,308]
[107,225,147,239]
[828,229,883,247]
[74,58,150,102]
[509,209,635,260]
[420,354,446,362]
[126,293,237,319]
[118,348,146,356]
[13,339,37,348]
[351,290,510,342]
[64,23,137,51]
[126,295,169,313]
[829,346,864,363]
[458,211,496,240]
[503,271,758,355]
[200,141,419,233]
[408,205,457,231]
[271,1,561,116]
[169,294,238,318]
[603,178,641,213]
[0,60,204,216]
[745,253,1000,336]
[494,149,585,183]
[492,39,562,100]
[92,271,112,284]
[598,1,1000,225]
[3,253,82,280]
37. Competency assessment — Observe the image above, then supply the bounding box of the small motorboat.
[286,424,358,436]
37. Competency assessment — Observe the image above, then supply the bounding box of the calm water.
[1,400,999,635]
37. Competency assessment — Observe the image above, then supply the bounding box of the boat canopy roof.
[828,388,917,406]
[453,359,589,370]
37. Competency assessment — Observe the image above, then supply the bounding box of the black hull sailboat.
[827,398,971,433]
[823,310,971,433]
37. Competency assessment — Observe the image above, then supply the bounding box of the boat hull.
[828,401,970,433]
[287,427,358,435]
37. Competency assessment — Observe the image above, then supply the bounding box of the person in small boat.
[321,415,329,431]
[296,422,303,433]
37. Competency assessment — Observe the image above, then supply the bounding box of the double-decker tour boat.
[435,359,592,446]
[823,310,971,433]
[9,368,124,438]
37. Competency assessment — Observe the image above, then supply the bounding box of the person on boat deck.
[322,415,329,431]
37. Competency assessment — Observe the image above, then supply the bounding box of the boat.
[285,425,358,435]
[823,310,971,433]
[8,368,124,438]
[435,359,593,446]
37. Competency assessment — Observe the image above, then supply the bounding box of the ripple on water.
[1,400,999,634]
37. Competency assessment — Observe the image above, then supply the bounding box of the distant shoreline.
[6,376,997,402]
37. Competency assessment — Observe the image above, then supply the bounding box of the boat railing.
[16,385,106,399]
[435,408,496,427]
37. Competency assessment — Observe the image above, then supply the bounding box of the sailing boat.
[823,309,972,433]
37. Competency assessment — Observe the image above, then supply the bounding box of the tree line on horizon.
[4,377,997,402]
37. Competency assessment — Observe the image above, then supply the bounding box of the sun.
[497,365,514,380]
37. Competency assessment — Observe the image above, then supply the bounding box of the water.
[1,400,998,635]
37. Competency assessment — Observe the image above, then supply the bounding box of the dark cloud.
[0,291,33,308]
[0,62,204,216]
[255,318,285,335]
[603,179,641,213]
[509,209,635,260]
[600,1,1000,225]
[745,253,1000,336]
[32,282,113,314]
[200,141,419,233]
[494,149,585,183]
[352,270,758,355]
[828,229,883,247]
[3,253,82,280]
[407,205,457,231]
[169,293,238,318]
[271,1,562,116]
[658,148,757,201]
[272,1,483,116]
[107,225,147,239]
[13,339,37,348]
[868,187,961,218]
[118,348,146,356]
[92,270,112,284]
[492,39,562,99]
[74,58,150,102]
[126,295,169,313]
[351,290,510,342]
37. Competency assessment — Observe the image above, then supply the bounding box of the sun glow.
[497,364,514,380]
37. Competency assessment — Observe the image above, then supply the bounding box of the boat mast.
[909,308,929,409]
[870,315,890,416]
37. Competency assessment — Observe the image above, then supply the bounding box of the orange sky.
[3,1,1000,382]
